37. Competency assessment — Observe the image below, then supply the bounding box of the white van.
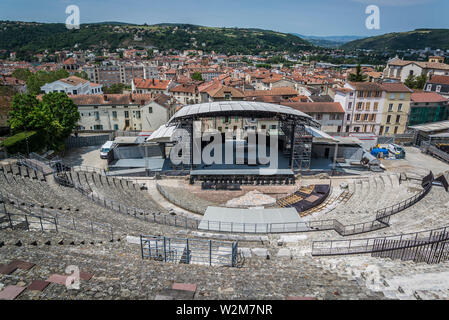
[100,141,114,159]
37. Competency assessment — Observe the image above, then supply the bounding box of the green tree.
[191,72,203,81]
[103,83,128,94]
[415,74,427,90]
[8,92,79,151]
[25,69,70,95]
[348,64,368,82]
[73,71,89,80]
[404,74,416,89]
[11,68,32,81]
[404,74,427,90]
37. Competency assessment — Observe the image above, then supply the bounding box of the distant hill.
[342,29,449,51]
[0,21,312,56]
[292,33,363,48]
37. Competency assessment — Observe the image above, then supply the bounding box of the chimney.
[103,94,108,101]
[152,78,155,85]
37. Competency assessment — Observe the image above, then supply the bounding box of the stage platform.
[199,206,303,233]
[191,169,294,176]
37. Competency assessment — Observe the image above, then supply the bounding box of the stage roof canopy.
[168,101,318,126]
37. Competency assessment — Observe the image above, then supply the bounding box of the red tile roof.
[244,87,298,97]
[381,83,413,93]
[169,84,198,94]
[63,57,76,65]
[428,75,449,85]
[134,78,170,90]
[411,91,447,103]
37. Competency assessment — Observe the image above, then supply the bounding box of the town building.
[408,91,449,127]
[424,75,449,99]
[132,78,174,95]
[40,76,103,95]
[383,57,449,82]
[71,93,178,132]
[281,102,345,133]
[379,83,413,136]
[333,82,384,134]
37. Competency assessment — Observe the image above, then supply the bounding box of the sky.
[0,0,447,37]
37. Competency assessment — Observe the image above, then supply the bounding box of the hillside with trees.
[0,21,312,57]
[342,29,449,51]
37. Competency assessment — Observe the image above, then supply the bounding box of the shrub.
[0,131,42,154]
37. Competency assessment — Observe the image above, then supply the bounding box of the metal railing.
[423,144,449,163]
[312,225,449,264]
[140,235,238,267]
[0,188,115,240]
[0,212,57,232]
[55,169,434,236]
[19,154,432,237]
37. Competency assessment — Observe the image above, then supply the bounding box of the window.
[398,104,403,112]
[365,102,371,111]
[348,102,352,110]
[387,115,392,123]
[149,107,153,113]
[388,104,393,112]
[390,93,396,100]
[355,114,361,121]
[396,115,401,123]
[136,111,141,119]
[113,124,119,130]
[426,84,432,91]
[94,112,99,120]
[375,91,381,97]
[366,91,372,98]
[394,127,399,134]
[385,126,390,133]
[370,114,376,121]
[347,114,351,121]
[373,102,379,111]
[357,102,363,110]
[112,111,117,119]
[316,114,322,120]
[363,114,369,121]
[358,91,364,98]
[436,85,442,93]
[399,93,405,100]
[124,111,129,118]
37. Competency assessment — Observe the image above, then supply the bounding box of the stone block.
[0,285,26,300]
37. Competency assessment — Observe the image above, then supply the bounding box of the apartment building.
[333,82,384,134]
[408,91,449,127]
[71,93,177,132]
[281,102,345,133]
[424,75,449,99]
[379,83,413,136]
[132,78,174,95]
[169,83,201,104]
[82,63,160,87]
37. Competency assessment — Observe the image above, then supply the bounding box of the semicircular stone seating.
[0,164,189,240]
[303,173,424,226]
